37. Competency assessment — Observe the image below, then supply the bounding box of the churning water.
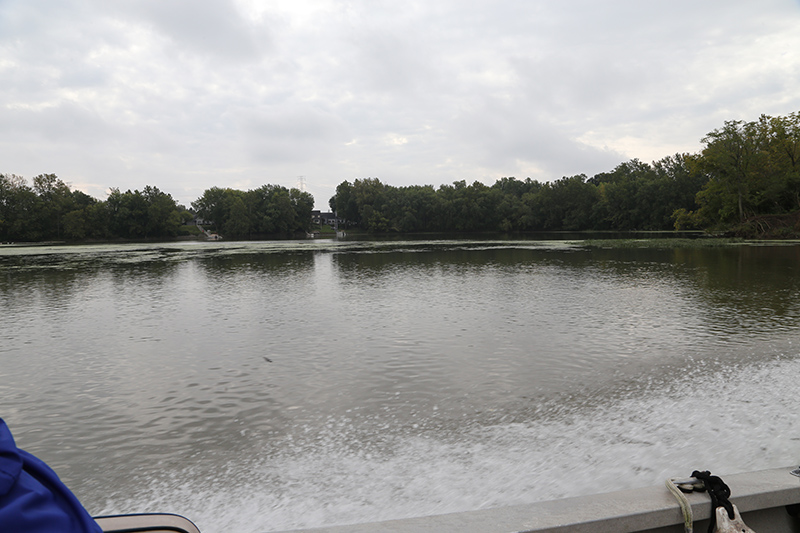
[1,239,799,532]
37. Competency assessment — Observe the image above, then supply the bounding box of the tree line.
[329,111,800,236]
[190,185,314,239]
[0,175,314,242]
[329,155,703,233]
[0,174,203,241]
[675,112,800,235]
[3,110,798,242]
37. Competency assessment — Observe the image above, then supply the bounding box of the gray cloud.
[0,102,114,144]
[241,106,350,164]
[104,0,265,61]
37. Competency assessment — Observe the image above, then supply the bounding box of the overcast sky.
[2,0,799,210]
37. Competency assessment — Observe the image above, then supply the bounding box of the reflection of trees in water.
[672,245,800,334]
[584,245,800,336]
[331,245,586,282]
[0,246,319,301]
[672,245,800,293]
[194,250,315,279]
[332,243,800,340]
[0,247,187,292]
[193,252,317,301]
[0,253,108,306]
[4,241,799,344]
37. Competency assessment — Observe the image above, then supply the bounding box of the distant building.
[311,211,343,226]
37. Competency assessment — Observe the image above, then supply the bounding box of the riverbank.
[726,211,800,239]
[3,231,799,249]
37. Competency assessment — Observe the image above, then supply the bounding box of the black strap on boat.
[691,470,734,533]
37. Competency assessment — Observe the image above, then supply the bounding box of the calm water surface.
[1,239,799,532]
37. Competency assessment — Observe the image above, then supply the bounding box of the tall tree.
[697,119,766,222]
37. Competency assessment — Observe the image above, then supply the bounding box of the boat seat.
[94,513,201,533]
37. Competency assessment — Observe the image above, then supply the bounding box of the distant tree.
[289,188,314,232]
[83,202,111,239]
[72,189,97,210]
[329,181,359,226]
[0,174,41,241]
[32,174,75,239]
[353,178,389,231]
[192,187,230,232]
[108,188,148,237]
[223,193,251,238]
[142,185,182,237]
[63,209,88,239]
[651,153,707,224]
[593,161,651,230]
[193,183,312,238]
[532,175,597,230]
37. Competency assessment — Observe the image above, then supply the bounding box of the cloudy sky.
[2,0,799,210]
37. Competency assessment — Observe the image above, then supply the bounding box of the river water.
[1,238,799,532]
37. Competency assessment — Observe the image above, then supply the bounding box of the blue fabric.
[0,419,102,533]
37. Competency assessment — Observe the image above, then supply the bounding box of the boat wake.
[100,353,800,533]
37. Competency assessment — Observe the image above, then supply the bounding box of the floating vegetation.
[579,237,746,249]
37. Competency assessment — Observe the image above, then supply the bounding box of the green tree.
[696,119,766,223]
[762,112,800,211]
[353,178,389,231]
[532,175,598,230]
[289,188,314,232]
[142,185,182,237]
[192,187,230,232]
[329,181,359,226]
[223,193,251,238]
[0,174,42,241]
[83,202,111,239]
[651,153,708,228]
[32,173,76,239]
[107,188,149,238]
[63,209,88,239]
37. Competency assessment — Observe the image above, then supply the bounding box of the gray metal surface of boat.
[268,466,800,533]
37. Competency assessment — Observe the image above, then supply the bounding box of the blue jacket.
[0,419,102,533]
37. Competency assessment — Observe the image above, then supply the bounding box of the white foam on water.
[103,354,800,533]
